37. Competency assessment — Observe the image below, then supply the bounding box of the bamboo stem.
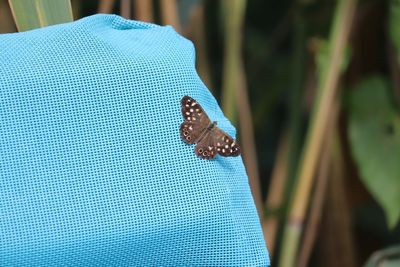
[221,0,247,123]
[133,0,153,22]
[319,133,357,267]
[236,62,263,219]
[264,131,290,255]
[268,4,307,264]
[159,0,181,32]
[185,4,213,89]
[278,0,357,266]
[70,0,81,20]
[9,0,73,32]
[265,12,307,258]
[331,134,357,267]
[98,0,115,14]
[0,0,16,33]
[120,0,131,19]
[297,96,339,267]
[284,7,307,222]
[219,0,262,218]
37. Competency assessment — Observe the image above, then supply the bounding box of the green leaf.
[363,245,400,267]
[348,76,400,229]
[8,0,73,32]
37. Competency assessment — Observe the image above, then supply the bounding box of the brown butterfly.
[180,96,241,160]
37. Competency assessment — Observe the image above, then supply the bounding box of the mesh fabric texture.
[0,14,269,266]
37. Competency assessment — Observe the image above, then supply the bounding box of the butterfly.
[180,96,241,160]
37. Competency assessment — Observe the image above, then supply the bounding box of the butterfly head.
[208,121,218,130]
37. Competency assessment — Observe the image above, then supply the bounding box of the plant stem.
[220,0,262,220]
[278,0,357,266]
[185,4,213,90]
[9,0,73,32]
[221,0,246,123]
[98,0,115,14]
[319,132,357,267]
[120,0,131,19]
[159,0,181,33]
[236,62,263,218]
[133,0,153,22]
[297,96,339,267]
[264,130,289,255]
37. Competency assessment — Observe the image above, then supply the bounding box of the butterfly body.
[179,96,241,160]
[193,121,217,143]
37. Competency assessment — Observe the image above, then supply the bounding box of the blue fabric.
[0,14,269,266]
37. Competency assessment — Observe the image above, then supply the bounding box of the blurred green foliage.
[348,76,400,229]
[8,0,72,31]
[363,245,400,267]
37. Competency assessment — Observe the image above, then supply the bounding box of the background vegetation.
[1,0,400,266]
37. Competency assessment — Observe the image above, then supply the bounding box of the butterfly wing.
[180,96,211,145]
[180,121,203,144]
[181,96,211,125]
[194,132,217,160]
[212,128,241,157]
